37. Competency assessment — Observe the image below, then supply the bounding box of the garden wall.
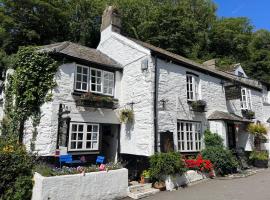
[32,168,128,200]
[165,170,209,191]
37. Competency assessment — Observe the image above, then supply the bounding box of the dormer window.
[241,88,252,109]
[186,73,199,101]
[75,64,114,96]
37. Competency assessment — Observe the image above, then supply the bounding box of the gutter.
[154,55,158,153]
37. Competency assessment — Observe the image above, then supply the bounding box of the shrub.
[201,147,238,176]
[184,154,213,172]
[0,138,34,200]
[149,152,186,181]
[249,151,268,161]
[247,123,267,135]
[204,129,223,148]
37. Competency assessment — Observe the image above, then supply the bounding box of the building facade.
[2,6,270,161]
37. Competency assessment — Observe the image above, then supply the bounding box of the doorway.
[100,124,119,163]
[227,123,236,149]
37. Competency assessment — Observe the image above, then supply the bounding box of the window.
[69,123,99,151]
[186,74,199,101]
[74,65,115,96]
[177,121,202,152]
[90,68,102,93]
[241,88,252,109]
[238,71,244,77]
[103,71,114,95]
[75,65,89,91]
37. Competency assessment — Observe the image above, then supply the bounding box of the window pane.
[77,66,82,73]
[92,133,97,140]
[78,133,83,140]
[71,133,77,140]
[87,133,91,140]
[86,142,91,149]
[77,142,82,149]
[83,68,88,74]
[77,74,82,81]
[93,125,98,132]
[72,124,77,131]
[87,125,92,132]
[82,83,87,90]
[71,142,76,149]
[92,141,98,149]
[78,125,83,132]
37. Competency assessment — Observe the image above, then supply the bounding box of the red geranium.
[184,154,213,172]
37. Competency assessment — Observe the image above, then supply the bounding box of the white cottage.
[3,6,270,164]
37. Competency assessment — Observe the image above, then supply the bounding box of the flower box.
[76,93,116,109]
[242,109,255,119]
[189,100,207,112]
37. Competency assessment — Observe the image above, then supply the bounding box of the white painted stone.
[32,168,128,200]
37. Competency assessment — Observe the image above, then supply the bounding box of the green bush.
[249,151,268,161]
[149,152,186,181]
[202,147,238,175]
[204,129,224,148]
[0,138,34,200]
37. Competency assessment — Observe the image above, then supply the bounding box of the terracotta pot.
[153,182,166,191]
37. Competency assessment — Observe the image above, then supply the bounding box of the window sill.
[72,91,117,100]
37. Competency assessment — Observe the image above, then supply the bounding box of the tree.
[208,17,253,68]
[245,30,270,82]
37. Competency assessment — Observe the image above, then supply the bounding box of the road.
[126,169,270,200]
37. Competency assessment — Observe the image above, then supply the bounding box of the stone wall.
[32,168,128,200]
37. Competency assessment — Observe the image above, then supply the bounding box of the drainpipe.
[154,55,158,153]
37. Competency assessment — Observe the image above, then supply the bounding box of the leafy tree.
[208,17,253,67]
[245,29,270,82]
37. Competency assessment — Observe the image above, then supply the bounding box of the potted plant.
[247,123,267,151]
[190,100,207,112]
[140,170,150,184]
[153,181,166,191]
[242,109,255,119]
[249,151,269,168]
[149,152,186,191]
[119,109,134,123]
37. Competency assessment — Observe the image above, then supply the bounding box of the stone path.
[124,169,270,200]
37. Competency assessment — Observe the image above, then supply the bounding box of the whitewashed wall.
[32,168,128,200]
[98,28,155,156]
[156,59,228,151]
[24,62,121,156]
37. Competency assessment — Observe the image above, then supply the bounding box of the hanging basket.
[119,109,134,123]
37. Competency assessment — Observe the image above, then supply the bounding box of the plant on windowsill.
[242,109,255,119]
[119,109,134,123]
[189,100,207,112]
[76,92,115,109]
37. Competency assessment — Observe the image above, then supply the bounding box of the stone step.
[128,188,159,199]
[128,183,152,193]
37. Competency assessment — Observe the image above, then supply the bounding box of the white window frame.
[68,122,99,151]
[186,74,199,101]
[177,121,202,152]
[90,68,103,94]
[103,71,114,96]
[74,65,89,92]
[74,64,115,96]
[241,88,252,110]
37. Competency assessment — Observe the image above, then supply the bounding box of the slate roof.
[38,41,122,69]
[130,38,262,90]
[208,111,251,123]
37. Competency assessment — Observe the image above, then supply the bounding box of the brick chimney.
[203,59,216,70]
[100,6,121,33]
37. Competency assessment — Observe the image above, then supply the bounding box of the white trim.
[186,74,199,101]
[68,122,100,151]
[177,121,202,152]
[241,88,252,110]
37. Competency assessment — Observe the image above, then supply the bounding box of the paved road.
[126,169,270,200]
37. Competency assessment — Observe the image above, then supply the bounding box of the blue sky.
[214,0,270,30]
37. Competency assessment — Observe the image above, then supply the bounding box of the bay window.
[241,88,252,110]
[74,65,114,96]
[69,123,99,151]
[186,73,199,101]
[177,121,202,152]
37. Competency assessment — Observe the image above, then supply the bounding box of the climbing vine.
[2,46,58,145]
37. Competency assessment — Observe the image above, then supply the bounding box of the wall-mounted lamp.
[141,59,148,72]
[160,99,168,110]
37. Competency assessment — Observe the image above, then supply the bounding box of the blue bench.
[59,154,82,167]
[96,156,105,164]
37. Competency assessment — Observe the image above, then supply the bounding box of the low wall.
[32,168,128,200]
[165,170,209,191]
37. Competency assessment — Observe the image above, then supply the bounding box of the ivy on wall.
[2,47,58,145]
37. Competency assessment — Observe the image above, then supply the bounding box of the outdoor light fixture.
[141,58,148,72]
